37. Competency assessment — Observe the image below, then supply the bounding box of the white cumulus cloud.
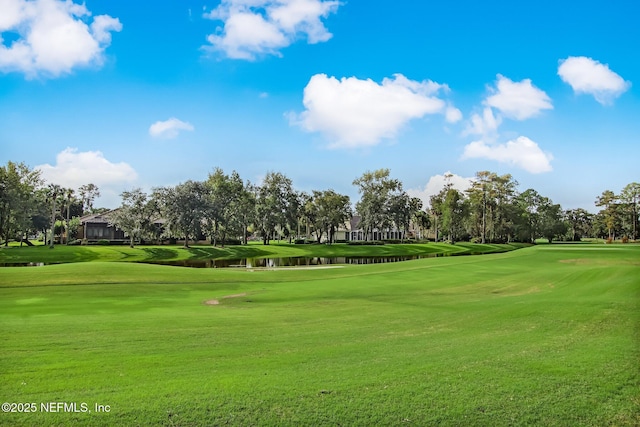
[445,105,463,123]
[461,136,553,174]
[464,107,502,138]
[149,118,195,139]
[290,73,454,148]
[203,0,340,60]
[484,75,553,120]
[558,56,631,105]
[36,148,137,207]
[0,0,122,78]
[407,171,474,208]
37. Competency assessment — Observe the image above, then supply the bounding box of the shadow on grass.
[184,246,272,260]
[141,247,181,260]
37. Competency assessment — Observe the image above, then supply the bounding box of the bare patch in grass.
[204,293,247,306]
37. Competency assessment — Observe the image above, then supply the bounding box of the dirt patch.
[204,292,247,306]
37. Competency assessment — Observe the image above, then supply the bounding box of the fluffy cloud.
[464,107,502,138]
[0,0,122,78]
[445,105,463,123]
[149,118,195,139]
[204,0,340,60]
[484,75,553,120]
[558,56,631,105]
[290,73,453,148]
[407,171,474,208]
[36,148,137,206]
[462,136,553,174]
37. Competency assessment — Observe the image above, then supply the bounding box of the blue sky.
[1,0,638,211]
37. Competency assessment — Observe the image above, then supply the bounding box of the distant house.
[348,215,412,241]
[77,210,126,242]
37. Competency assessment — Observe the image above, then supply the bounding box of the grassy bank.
[0,241,527,265]
[0,244,638,426]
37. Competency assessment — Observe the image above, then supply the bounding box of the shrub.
[347,241,385,246]
[606,237,613,244]
[622,236,629,244]
[81,239,89,246]
[67,239,83,246]
[222,238,242,246]
[96,239,110,246]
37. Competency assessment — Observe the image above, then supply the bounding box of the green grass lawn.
[0,244,638,426]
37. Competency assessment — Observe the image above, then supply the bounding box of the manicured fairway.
[0,244,638,426]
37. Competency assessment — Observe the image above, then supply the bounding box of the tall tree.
[388,193,422,241]
[353,169,401,240]
[595,190,619,240]
[538,198,567,243]
[619,182,640,240]
[440,187,468,243]
[413,210,431,240]
[154,181,207,248]
[254,172,296,245]
[46,184,62,248]
[231,179,256,245]
[306,189,351,243]
[109,189,152,248]
[0,161,42,245]
[465,171,497,244]
[78,183,100,214]
[564,208,593,241]
[514,188,543,243]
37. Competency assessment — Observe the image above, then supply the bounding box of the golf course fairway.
[0,243,638,426]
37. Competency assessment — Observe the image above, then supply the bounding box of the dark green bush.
[347,241,385,246]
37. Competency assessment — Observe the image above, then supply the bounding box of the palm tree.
[47,184,62,248]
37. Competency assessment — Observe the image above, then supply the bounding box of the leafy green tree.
[491,174,518,242]
[353,169,401,240]
[255,172,296,245]
[619,182,640,240]
[465,171,497,244]
[564,208,593,241]
[154,181,207,248]
[0,161,42,245]
[441,187,468,243]
[305,189,351,243]
[388,192,422,241]
[429,191,444,242]
[78,183,100,214]
[595,190,620,240]
[109,189,153,248]
[538,199,567,243]
[514,188,543,243]
[231,179,256,245]
[66,217,81,241]
[413,210,431,240]
[46,184,63,248]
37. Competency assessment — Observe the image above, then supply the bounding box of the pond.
[0,252,486,268]
[141,253,473,268]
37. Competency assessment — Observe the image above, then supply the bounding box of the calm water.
[0,252,486,268]
[141,253,470,268]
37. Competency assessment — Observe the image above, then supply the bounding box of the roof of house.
[79,209,118,225]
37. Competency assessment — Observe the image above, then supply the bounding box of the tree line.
[1,161,638,247]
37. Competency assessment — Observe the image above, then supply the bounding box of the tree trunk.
[49,198,56,249]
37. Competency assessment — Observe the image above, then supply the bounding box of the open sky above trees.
[0,0,638,210]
